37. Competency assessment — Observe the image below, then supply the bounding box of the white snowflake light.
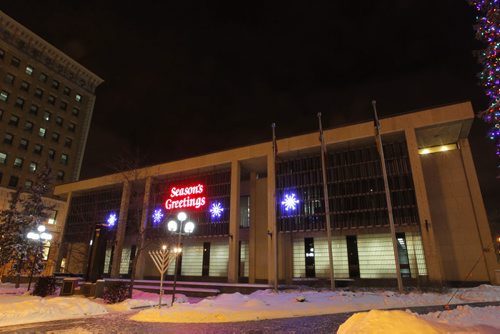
[281,193,299,211]
[152,209,164,224]
[210,202,224,219]
[107,213,117,227]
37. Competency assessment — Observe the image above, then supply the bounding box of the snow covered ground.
[1,282,499,333]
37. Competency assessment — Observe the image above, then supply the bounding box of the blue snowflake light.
[210,202,224,219]
[152,209,164,224]
[107,213,117,227]
[281,193,299,211]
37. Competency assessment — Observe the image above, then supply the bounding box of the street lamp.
[167,211,195,306]
[26,225,52,291]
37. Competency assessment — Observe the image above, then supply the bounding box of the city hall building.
[53,102,499,286]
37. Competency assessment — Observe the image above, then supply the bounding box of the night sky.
[1,1,498,221]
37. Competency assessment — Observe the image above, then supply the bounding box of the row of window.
[0,91,80,125]
[0,48,83,103]
[1,137,69,164]
[3,132,72,150]
[2,112,76,137]
[0,171,65,190]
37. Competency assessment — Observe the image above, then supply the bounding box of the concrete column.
[110,181,131,278]
[267,151,277,286]
[248,172,257,283]
[55,192,72,273]
[134,177,152,279]
[228,160,241,283]
[458,138,498,283]
[405,128,444,283]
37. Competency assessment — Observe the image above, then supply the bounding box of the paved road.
[1,302,499,334]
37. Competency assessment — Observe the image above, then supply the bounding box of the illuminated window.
[0,152,7,164]
[60,153,68,165]
[418,143,458,155]
[29,162,37,173]
[0,90,8,102]
[25,65,34,75]
[75,93,82,102]
[42,241,50,260]
[24,180,32,190]
[13,157,23,168]
[38,127,46,138]
[43,111,51,121]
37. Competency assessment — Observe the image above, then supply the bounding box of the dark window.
[19,138,29,150]
[11,57,20,67]
[346,235,360,278]
[8,115,19,126]
[56,170,64,181]
[60,101,67,111]
[29,162,37,173]
[202,242,210,277]
[72,107,79,117]
[24,180,32,190]
[48,95,56,105]
[56,116,63,126]
[8,176,19,188]
[68,122,76,132]
[3,133,13,144]
[60,153,68,165]
[48,149,55,160]
[304,238,315,278]
[15,97,24,109]
[29,104,39,115]
[0,91,9,102]
[0,109,3,120]
[0,49,4,59]
[33,144,43,155]
[4,73,15,85]
[52,132,60,142]
[24,121,34,132]
[52,80,59,89]
[20,81,30,91]
[34,88,43,99]
[13,157,23,168]
[39,73,47,82]
[63,87,70,96]
[64,137,72,148]
[43,111,51,121]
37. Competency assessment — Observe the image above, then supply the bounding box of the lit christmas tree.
[469,0,500,167]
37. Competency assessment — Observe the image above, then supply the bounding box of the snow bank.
[337,306,500,334]
[0,296,107,327]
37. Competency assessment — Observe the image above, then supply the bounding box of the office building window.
[56,170,65,181]
[0,152,7,164]
[8,176,19,188]
[64,137,72,148]
[60,101,67,111]
[3,133,13,145]
[60,153,68,165]
[19,138,29,150]
[52,132,60,142]
[15,97,24,109]
[48,149,55,160]
[0,109,3,120]
[24,180,32,190]
[39,73,47,82]
[4,73,15,85]
[75,94,82,102]
[20,81,30,91]
[8,115,19,126]
[24,121,34,132]
[11,57,20,67]
[63,86,70,96]
[56,116,63,126]
[43,111,51,121]
[34,144,43,155]
[25,65,34,75]
[29,162,37,173]
[0,90,9,102]
[29,104,39,115]
[0,49,4,59]
[48,95,56,105]
[34,88,44,99]
[14,157,23,168]
[38,127,46,138]
[68,122,76,132]
[52,80,59,89]
[72,107,79,117]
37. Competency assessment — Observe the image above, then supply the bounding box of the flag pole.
[271,123,279,291]
[372,100,404,293]
[317,113,335,290]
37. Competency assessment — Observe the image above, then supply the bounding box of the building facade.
[0,11,102,277]
[54,102,499,285]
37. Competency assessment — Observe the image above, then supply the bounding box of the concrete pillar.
[248,172,257,283]
[405,128,444,283]
[458,138,498,283]
[110,181,131,278]
[267,150,278,286]
[134,177,152,279]
[55,192,72,273]
[228,160,241,283]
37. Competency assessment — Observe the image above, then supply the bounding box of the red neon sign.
[165,183,207,211]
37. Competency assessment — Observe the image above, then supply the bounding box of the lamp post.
[26,225,52,291]
[167,212,195,306]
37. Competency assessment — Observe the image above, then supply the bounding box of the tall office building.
[0,11,102,276]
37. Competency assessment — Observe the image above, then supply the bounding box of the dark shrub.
[33,276,58,297]
[103,281,130,304]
